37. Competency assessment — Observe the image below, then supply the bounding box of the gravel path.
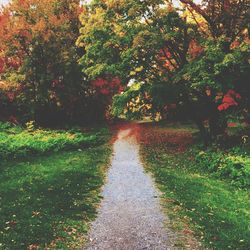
[84,125,175,250]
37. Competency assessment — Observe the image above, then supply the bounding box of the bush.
[0,122,109,160]
[195,147,250,188]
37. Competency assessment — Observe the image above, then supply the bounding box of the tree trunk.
[195,119,211,147]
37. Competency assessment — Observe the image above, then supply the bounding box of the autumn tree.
[0,0,99,125]
[77,0,197,121]
[180,0,250,45]
[1,0,249,140]
[176,0,250,144]
[78,0,249,144]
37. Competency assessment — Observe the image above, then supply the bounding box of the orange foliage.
[230,40,240,49]
[158,48,176,71]
[188,40,203,59]
[0,0,82,73]
[217,90,241,111]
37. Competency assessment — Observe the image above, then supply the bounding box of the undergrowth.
[0,122,109,160]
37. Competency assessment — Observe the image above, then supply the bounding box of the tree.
[179,0,250,44]
[77,0,194,83]
[77,0,198,122]
[175,0,250,144]
[0,0,99,125]
[78,0,249,145]
[174,39,250,144]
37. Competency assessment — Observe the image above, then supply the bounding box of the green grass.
[0,127,112,249]
[0,122,109,160]
[141,129,250,250]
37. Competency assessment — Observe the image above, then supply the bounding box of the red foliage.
[92,77,123,97]
[78,6,85,13]
[228,122,237,127]
[0,57,4,73]
[159,48,171,58]
[217,89,241,111]
[93,78,106,88]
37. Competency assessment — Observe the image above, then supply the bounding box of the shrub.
[195,147,250,188]
[0,122,109,160]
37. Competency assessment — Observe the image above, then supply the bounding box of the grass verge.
[0,129,112,249]
[140,125,250,250]
[0,122,109,160]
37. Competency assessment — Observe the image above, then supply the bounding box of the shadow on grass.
[143,147,250,250]
[0,146,111,249]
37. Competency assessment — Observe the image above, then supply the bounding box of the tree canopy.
[0,0,249,142]
[76,0,249,143]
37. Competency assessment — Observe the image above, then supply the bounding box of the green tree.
[77,0,193,83]
[78,0,249,145]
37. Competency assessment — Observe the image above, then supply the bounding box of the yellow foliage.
[135,66,143,72]
[0,81,20,91]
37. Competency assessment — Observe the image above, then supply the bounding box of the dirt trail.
[84,123,176,250]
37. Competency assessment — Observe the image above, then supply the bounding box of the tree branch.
[179,0,218,38]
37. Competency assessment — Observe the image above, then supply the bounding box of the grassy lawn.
[141,125,250,250]
[0,124,112,249]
